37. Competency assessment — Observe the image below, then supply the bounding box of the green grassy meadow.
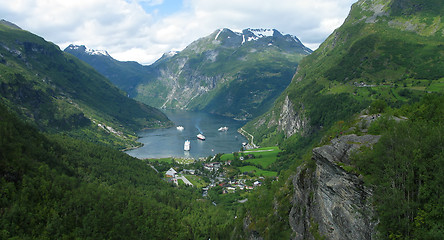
[243,147,280,168]
[185,175,208,188]
[220,147,280,177]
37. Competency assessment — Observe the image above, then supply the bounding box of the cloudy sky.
[1,0,357,65]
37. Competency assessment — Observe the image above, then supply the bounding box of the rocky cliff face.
[289,134,380,240]
[278,95,309,137]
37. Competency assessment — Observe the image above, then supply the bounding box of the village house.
[203,162,222,171]
[226,186,236,192]
[203,163,213,171]
[165,168,177,178]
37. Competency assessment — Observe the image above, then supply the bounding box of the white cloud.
[0,0,357,65]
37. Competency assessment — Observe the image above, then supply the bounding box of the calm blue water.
[125,110,248,159]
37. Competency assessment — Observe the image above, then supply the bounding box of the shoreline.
[238,127,258,149]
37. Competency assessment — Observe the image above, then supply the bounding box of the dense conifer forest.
[0,103,235,239]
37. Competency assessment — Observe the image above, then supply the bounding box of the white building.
[165,168,177,178]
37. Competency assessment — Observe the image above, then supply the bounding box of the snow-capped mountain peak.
[66,44,110,57]
[85,48,109,57]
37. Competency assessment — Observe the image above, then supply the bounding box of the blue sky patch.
[141,0,184,17]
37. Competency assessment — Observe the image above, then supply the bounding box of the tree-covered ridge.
[236,93,444,239]
[244,0,444,148]
[0,103,235,239]
[353,94,444,239]
[238,0,444,237]
[0,22,172,149]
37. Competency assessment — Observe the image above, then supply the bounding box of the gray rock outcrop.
[289,134,380,240]
[278,95,309,137]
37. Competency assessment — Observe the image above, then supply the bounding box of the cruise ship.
[184,140,190,151]
[218,126,228,132]
[197,133,206,140]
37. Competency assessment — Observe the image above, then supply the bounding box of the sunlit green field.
[243,147,280,168]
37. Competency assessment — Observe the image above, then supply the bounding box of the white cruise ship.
[218,126,228,132]
[197,133,206,140]
[184,140,190,151]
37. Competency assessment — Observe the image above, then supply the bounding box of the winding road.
[238,128,257,148]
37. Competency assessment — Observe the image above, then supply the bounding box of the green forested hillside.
[237,0,444,238]
[354,95,444,239]
[0,22,171,149]
[244,0,444,147]
[236,94,444,239]
[0,103,234,239]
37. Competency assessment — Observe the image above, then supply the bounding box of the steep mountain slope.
[64,44,151,97]
[67,28,312,120]
[0,102,234,239]
[236,0,444,239]
[0,21,172,149]
[139,28,312,120]
[243,0,444,146]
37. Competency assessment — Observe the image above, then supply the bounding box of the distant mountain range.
[65,28,312,120]
[64,44,152,98]
[0,20,172,149]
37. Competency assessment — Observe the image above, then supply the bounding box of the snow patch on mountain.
[165,51,179,57]
[85,48,109,56]
[66,44,110,57]
[291,36,302,44]
[69,45,80,50]
[215,29,223,40]
[248,28,274,38]
[247,36,259,41]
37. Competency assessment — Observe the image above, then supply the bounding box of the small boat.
[197,133,206,140]
[176,126,184,131]
[218,126,228,132]
[184,140,190,151]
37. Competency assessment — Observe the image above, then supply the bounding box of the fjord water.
[125,110,248,159]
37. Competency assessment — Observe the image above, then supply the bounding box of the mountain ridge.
[238,0,444,238]
[0,20,172,149]
[66,27,312,120]
[141,27,312,120]
[243,0,444,146]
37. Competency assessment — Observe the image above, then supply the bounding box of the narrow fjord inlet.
[126,110,248,159]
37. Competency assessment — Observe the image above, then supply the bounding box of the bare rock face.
[289,134,380,240]
[278,95,309,137]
